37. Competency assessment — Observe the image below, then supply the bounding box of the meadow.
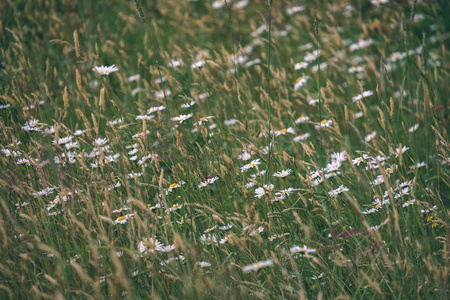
[0,0,449,298]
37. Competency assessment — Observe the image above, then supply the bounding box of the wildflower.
[328,185,349,197]
[114,214,134,225]
[249,226,264,236]
[168,59,183,68]
[138,237,164,254]
[268,235,278,241]
[275,127,295,136]
[167,204,183,213]
[408,124,419,132]
[128,74,141,82]
[147,105,166,114]
[245,182,255,188]
[181,101,196,108]
[365,131,377,142]
[290,245,317,258]
[348,66,364,73]
[353,156,364,166]
[304,50,319,62]
[198,176,219,189]
[22,119,42,132]
[198,261,211,268]
[255,184,274,199]
[196,116,214,126]
[138,153,158,165]
[136,115,154,121]
[371,0,389,6]
[275,187,294,197]
[352,90,373,102]
[250,170,266,179]
[393,146,409,157]
[402,199,416,207]
[309,171,324,186]
[204,225,217,233]
[65,141,79,150]
[166,181,185,194]
[224,118,238,126]
[244,59,261,68]
[238,152,252,161]
[315,119,332,129]
[200,234,218,245]
[293,133,310,142]
[191,60,206,69]
[273,169,292,178]
[219,224,233,230]
[212,0,230,9]
[171,114,193,123]
[295,115,310,124]
[92,65,119,75]
[294,61,308,70]
[308,98,319,106]
[242,259,274,273]
[354,111,364,119]
[349,38,373,52]
[241,159,261,173]
[155,89,171,99]
[294,76,309,90]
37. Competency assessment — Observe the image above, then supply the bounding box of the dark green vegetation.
[0,0,448,299]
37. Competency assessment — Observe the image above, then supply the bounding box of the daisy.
[275,187,294,197]
[352,156,364,166]
[371,0,389,6]
[114,213,134,225]
[294,61,308,70]
[200,234,218,245]
[290,245,317,258]
[294,76,309,91]
[198,261,212,268]
[275,127,295,136]
[191,60,206,69]
[295,115,309,124]
[237,152,252,161]
[249,226,264,236]
[168,59,184,68]
[172,114,193,124]
[328,185,349,197]
[293,133,310,142]
[147,105,166,114]
[167,203,183,213]
[198,176,219,189]
[365,131,377,142]
[138,237,164,254]
[273,169,292,178]
[92,65,119,75]
[196,116,214,126]
[315,119,333,129]
[181,101,196,108]
[128,74,141,82]
[402,199,416,207]
[242,259,274,273]
[304,50,319,62]
[408,123,419,132]
[352,90,374,102]
[241,159,261,173]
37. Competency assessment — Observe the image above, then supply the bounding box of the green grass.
[0,0,448,299]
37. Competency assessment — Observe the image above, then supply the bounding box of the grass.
[0,0,449,299]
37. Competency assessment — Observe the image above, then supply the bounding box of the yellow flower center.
[172,204,181,209]
[280,129,287,133]
[295,76,303,83]
[117,216,125,221]
[169,183,178,189]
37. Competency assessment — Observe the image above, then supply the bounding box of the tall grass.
[0,0,448,299]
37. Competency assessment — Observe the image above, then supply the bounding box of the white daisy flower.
[92,64,119,75]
